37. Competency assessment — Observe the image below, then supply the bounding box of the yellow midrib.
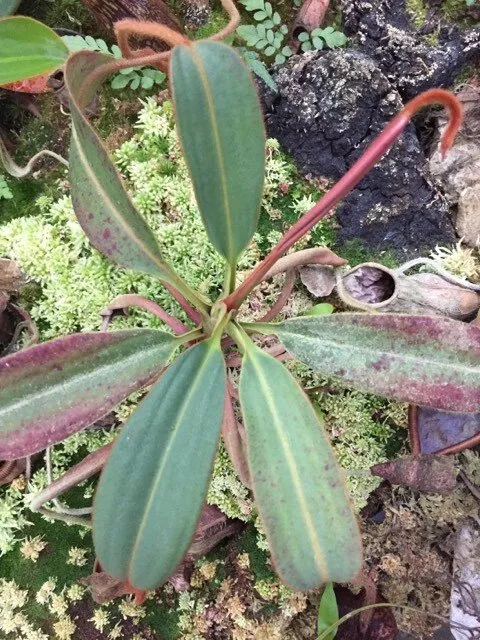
[126,342,220,580]
[71,120,166,275]
[188,46,235,261]
[248,350,330,582]
[280,327,477,377]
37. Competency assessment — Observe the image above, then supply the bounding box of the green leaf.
[275,53,286,64]
[111,73,130,89]
[273,12,281,24]
[317,583,339,640]
[111,44,122,59]
[65,51,172,279]
[0,17,68,84]
[154,70,166,84]
[236,25,260,45]
[312,36,324,50]
[0,0,21,17]
[246,57,278,92]
[171,42,265,266]
[254,10,267,19]
[304,303,334,316]
[141,75,154,89]
[262,19,274,28]
[280,24,289,34]
[0,329,179,459]
[85,35,97,49]
[268,314,480,412]
[298,31,310,42]
[264,45,276,56]
[239,343,362,590]
[282,45,293,56]
[264,1,273,16]
[256,39,268,49]
[242,0,265,10]
[93,339,226,590]
[322,30,347,48]
[266,29,274,43]
[301,41,313,51]
[273,32,284,45]
[130,75,140,90]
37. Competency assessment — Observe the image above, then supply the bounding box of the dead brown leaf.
[371,455,458,494]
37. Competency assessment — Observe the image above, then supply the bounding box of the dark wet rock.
[339,0,480,100]
[266,50,455,255]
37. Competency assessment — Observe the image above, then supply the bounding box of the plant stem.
[223,89,462,312]
[35,507,91,528]
[223,264,237,297]
[317,602,476,640]
[164,268,211,321]
[29,444,112,513]
[226,321,251,354]
[256,269,295,322]
[101,294,190,335]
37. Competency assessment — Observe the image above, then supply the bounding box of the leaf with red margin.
[0,329,179,459]
[266,314,480,412]
[65,50,172,280]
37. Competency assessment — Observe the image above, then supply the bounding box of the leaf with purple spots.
[0,329,180,459]
[257,314,480,412]
[65,51,173,280]
[239,341,362,590]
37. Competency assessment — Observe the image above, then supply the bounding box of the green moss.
[145,605,181,640]
[0,178,43,224]
[236,524,273,582]
[0,515,92,595]
[187,7,230,39]
[405,0,428,30]
[406,0,476,33]
[18,0,96,35]
[441,0,478,26]
[335,238,400,269]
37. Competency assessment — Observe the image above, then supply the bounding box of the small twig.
[35,507,91,528]
[30,443,112,512]
[0,135,68,178]
[9,303,39,347]
[42,446,93,517]
[221,383,251,487]
[256,269,296,323]
[114,19,188,71]
[223,89,463,312]
[100,294,190,335]
[163,282,203,326]
[408,405,422,455]
[305,384,337,395]
[459,469,480,502]
[409,404,480,455]
[209,0,241,41]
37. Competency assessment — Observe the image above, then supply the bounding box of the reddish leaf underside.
[0,329,178,459]
[271,314,480,413]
